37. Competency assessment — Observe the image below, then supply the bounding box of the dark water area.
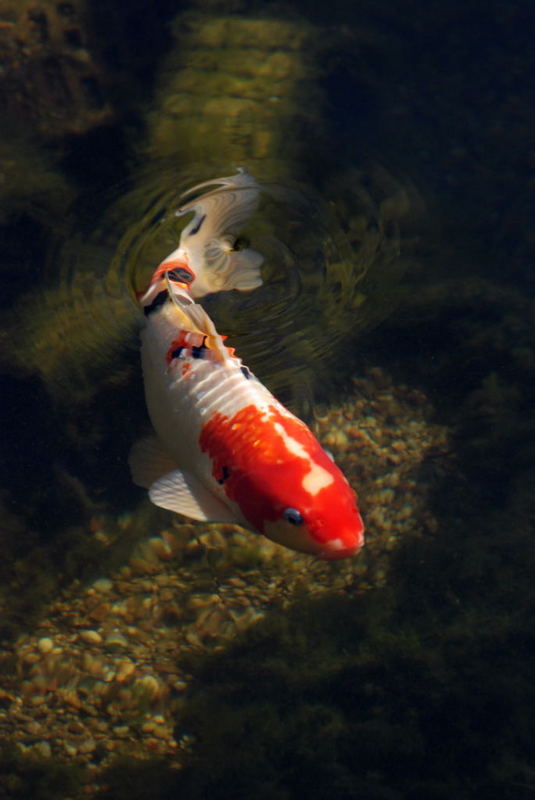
[0,0,534,798]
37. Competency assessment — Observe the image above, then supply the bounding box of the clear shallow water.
[0,0,534,798]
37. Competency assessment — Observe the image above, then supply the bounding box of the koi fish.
[148,167,264,299]
[130,278,364,561]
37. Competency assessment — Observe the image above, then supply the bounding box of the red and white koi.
[130,173,364,559]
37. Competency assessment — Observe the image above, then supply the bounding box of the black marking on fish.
[144,290,168,316]
[170,346,184,359]
[191,345,205,359]
[168,267,194,284]
[188,214,206,236]
[217,466,230,485]
[241,366,251,379]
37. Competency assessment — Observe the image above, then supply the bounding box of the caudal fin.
[174,168,264,298]
[178,168,260,235]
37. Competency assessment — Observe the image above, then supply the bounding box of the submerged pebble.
[0,369,450,782]
[91,578,114,594]
[79,630,103,645]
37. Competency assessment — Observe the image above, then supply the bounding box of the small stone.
[101,668,116,683]
[79,630,103,645]
[90,719,109,733]
[25,721,42,735]
[133,675,163,701]
[148,537,174,560]
[322,429,348,448]
[78,737,96,754]
[67,720,86,735]
[151,724,170,740]
[87,602,111,622]
[92,578,113,594]
[104,631,128,648]
[62,689,81,709]
[37,637,54,654]
[33,740,52,758]
[116,659,135,683]
[82,653,104,676]
[29,695,46,707]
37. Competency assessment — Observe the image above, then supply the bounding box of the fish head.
[200,405,364,560]
[264,494,363,561]
[235,460,364,560]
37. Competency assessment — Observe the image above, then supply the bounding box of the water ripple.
[3,161,418,407]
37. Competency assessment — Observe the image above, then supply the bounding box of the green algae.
[0,134,75,227]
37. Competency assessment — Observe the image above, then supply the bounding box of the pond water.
[0,1,533,798]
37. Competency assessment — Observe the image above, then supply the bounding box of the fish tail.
[178,168,264,298]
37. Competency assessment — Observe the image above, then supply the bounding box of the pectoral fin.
[130,436,238,522]
[149,469,238,523]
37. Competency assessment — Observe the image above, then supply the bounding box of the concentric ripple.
[109,162,401,400]
[3,161,416,407]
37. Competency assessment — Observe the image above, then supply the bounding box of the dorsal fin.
[164,276,230,363]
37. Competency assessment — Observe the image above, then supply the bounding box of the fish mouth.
[315,516,365,560]
[317,542,362,561]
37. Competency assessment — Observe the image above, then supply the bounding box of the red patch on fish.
[199,403,361,547]
[166,330,205,364]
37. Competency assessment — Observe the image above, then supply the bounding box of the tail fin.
[175,168,264,298]
[178,168,260,235]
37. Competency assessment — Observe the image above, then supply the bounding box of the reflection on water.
[0,0,534,797]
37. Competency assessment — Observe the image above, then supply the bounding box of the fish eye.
[282,507,304,526]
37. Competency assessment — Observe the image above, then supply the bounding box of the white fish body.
[132,283,270,525]
[130,276,364,559]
